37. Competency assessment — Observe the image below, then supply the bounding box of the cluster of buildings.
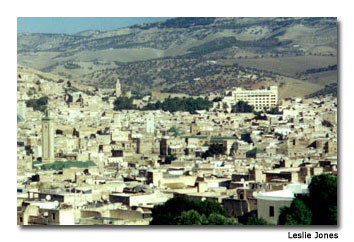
[220,86,279,112]
[17,68,337,225]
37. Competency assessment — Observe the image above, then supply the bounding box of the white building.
[229,86,278,111]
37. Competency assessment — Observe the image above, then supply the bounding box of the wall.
[257,199,292,225]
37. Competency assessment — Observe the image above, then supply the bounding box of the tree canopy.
[308,174,337,225]
[266,106,282,115]
[245,214,271,225]
[144,97,212,113]
[163,154,177,164]
[202,143,226,158]
[322,120,333,128]
[278,174,337,225]
[231,101,254,113]
[113,96,137,111]
[278,198,312,225]
[26,96,48,112]
[150,196,237,225]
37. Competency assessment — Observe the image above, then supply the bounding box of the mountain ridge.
[17,17,337,97]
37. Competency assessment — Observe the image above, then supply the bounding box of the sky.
[17,17,171,34]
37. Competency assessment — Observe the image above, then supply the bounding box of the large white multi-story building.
[222,86,278,111]
[223,86,278,111]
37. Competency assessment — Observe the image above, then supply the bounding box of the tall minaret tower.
[146,112,155,134]
[17,92,26,120]
[42,109,55,163]
[115,79,122,97]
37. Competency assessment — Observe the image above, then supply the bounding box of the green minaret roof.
[246,147,265,155]
[167,126,181,136]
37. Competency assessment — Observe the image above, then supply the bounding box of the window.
[269,206,274,217]
[52,213,56,220]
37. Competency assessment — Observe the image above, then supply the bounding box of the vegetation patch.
[113,97,137,111]
[26,96,48,112]
[231,101,254,113]
[296,64,337,77]
[150,196,238,225]
[278,174,337,225]
[306,83,337,98]
[144,97,213,113]
[33,160,96,170]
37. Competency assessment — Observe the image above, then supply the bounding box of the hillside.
[17,17,337,97]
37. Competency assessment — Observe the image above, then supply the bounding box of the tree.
[309,174,337,225]
[164,154,177,164]
[202,143,226,158]
[177,210,239,225]
[207,213,238,225]
[278,174,337,225]
[267,106,282,115]
[278,198,312,225]
[144,97,212,113]
[26,96,48,112]
[322,120,333,128]
[150,196,228,225]
[231,101,254,113]
[113,97,137,111]
[246,214,271,225]
[177,210,208,225]
[212,97,222,102]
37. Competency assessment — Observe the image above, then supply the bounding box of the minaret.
[17,92,26,120]
[115,79,122,97]
[42,109,55,163]
[146,112,155,134]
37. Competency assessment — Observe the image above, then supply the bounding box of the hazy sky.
[17,17,171,34]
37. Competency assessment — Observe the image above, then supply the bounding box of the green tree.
[278,199,312,225]
[177,210,208,225]
[150,197,228,225]
[26,96,48,112]
[322,120,333,128]
[202,143,226,158]
[231,101,254,113]
[309,174,337,225]
[278,174,337,225]
[164,154,177,164]
[113,97,137,111]
[177,210,238,225]
[246,214,271,225]
[207,213,239,225]
[267,106,282,115]
[144,97,212,113]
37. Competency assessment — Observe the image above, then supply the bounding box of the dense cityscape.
[17,64,337,225]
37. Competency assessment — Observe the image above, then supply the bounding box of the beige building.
[230,86,278,111]
[253,188,295,224]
